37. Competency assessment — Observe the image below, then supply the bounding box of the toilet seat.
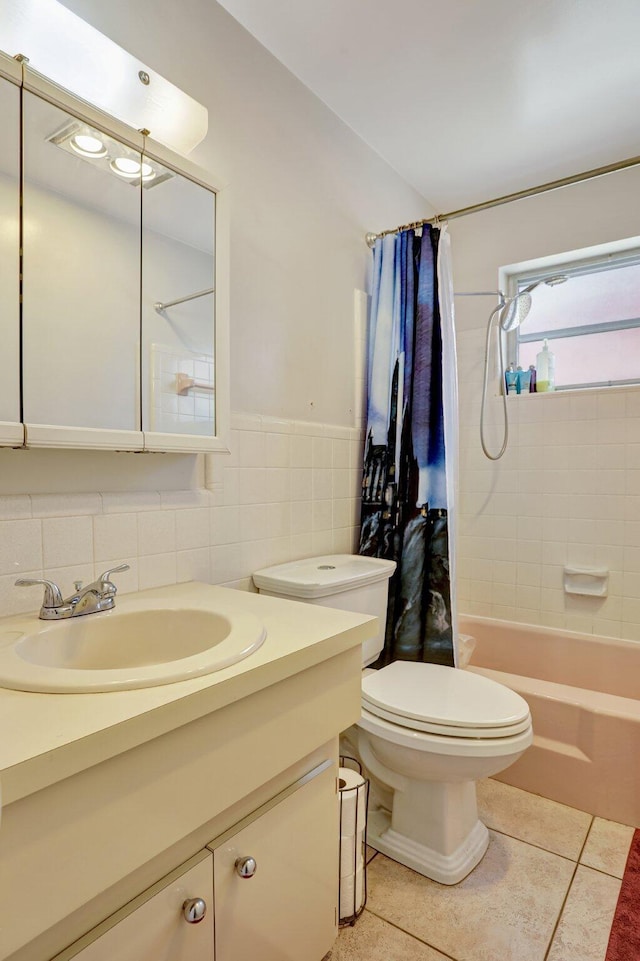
[361,661,531,739]
[359,706,533,757]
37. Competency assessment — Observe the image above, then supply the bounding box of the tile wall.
[457,380,640,640]
[0,412,364,619]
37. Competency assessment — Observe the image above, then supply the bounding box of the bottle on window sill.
[516,366,531,394]
[536,339,555,392]
[505,363,518,395]
[528,365,537,392]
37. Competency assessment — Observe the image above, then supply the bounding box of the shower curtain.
[359,226,459,667]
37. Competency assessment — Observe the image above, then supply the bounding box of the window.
[507,246,640,390]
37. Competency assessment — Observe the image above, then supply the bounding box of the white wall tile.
[160,489,210,509]
[31,493,102,518]
[177,548,210,583]
[93,512,138,562]
[265,432,290,468]
[102,492,161,514]
[42,516,92,569]
[312,530,333,555]
[138,552,177,590]
[210,543,243,584]
[0,570,43,617]
[291,501,313,535]
[312,436,332,468]
[210,506,241,546]
[238,430,265,467]
[0,519,43,575]
[291,434,313,468]
[0,496,32,521]
[312,469,332,500]
[0,415,365,620]
[176,508,210,551]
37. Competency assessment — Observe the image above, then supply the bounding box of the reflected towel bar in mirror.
[176,373,215,395]
[154,287,214,311]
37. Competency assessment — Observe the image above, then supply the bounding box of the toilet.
[253,554,533,885]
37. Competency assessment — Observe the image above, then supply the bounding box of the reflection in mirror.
[141,164,216,438]
[22,92,141,431]
[0,77,20,426]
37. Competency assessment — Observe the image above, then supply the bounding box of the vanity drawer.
[54,852,214,961]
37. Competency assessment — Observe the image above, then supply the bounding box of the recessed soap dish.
[563,567,609,597]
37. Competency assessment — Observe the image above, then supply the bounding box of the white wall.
[61,0,428,427]
[451,165,640,641]
[0,0,429,614]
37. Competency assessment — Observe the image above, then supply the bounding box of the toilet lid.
[361,662,531,738]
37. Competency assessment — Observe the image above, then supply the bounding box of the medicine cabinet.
[0,56,22,447]
[0,51,229,453]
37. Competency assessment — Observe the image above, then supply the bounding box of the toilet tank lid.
[253,555,396,598]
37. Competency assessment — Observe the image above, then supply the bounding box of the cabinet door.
[0,60,23,446]
[21,84,144,450]
[56,852,214,961]
[140,140,227,453]
[213,762,338,961]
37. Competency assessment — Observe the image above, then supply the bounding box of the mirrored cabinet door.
[141,157,217,451]
[0,66,23,446]
[21,89,144,449]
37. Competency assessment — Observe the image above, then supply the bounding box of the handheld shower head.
[499,274,568,332]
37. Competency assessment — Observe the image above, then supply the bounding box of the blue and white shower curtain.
[359,226,459,666]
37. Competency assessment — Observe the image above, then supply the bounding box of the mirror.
[141,161,216,443]
[0,74,20,435]
[22,91,142,436]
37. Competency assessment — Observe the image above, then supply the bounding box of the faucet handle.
[97,564,130,594]
[15,578,64,608]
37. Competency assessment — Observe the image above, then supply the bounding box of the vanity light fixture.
[2,0,208,154]
[47,120,172,189]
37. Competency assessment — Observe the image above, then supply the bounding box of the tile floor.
[326,778,636,961]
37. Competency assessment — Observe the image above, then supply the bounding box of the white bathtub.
[460,614,640,826]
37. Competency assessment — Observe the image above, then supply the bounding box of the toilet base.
[367,807,490,885]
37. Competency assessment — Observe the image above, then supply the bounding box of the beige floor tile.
[547,865,621,961]
[366,844,378,865]
[324,910,450,960]
[367,833,575,961]
[477,777,592,860]
[580,817,635,878]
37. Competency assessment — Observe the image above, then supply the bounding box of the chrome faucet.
[15,564,130,620]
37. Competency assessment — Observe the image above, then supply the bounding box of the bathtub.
[460,614,640,827]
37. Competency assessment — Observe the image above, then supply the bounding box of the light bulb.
[110,156,142,178]
[69,133,107,158]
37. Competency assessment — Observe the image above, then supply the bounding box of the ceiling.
[217,0,640,214]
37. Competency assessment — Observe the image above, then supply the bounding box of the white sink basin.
[0,601,267,693]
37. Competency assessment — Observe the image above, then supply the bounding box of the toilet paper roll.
[339,828,365,877]
[338,767,367,836]
[339,867,365,920]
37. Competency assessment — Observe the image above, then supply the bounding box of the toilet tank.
[252,555,396,666]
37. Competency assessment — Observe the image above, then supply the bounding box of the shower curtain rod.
[365,152,640,247]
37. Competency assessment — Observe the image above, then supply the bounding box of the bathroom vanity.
[0,583,373,961]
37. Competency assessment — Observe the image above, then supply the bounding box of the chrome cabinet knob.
[235,856,257,879]
[182,898,207,923]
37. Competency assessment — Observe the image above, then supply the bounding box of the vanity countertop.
[0,582,375,805]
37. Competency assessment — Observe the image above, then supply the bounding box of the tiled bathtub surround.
[457,386,640,640]
[0,413,363,619]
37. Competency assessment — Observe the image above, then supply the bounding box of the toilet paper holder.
[338,755,369,927]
